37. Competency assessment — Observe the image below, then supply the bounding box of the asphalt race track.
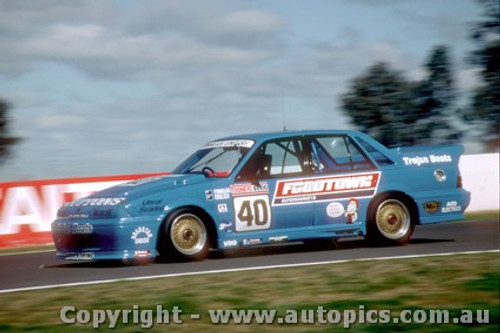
[0,220,498,292]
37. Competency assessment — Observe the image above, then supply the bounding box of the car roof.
[212,129,397,167]
[218,129,365,143]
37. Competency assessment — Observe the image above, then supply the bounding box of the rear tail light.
[457,173,463,188]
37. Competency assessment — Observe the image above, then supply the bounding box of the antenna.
[282,95,287,131]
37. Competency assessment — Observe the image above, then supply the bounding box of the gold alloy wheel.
[375,199,411,240]
[170,213,207,256]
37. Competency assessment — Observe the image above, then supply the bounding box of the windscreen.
[172,140,254,177]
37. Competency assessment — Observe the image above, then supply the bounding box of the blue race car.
[51,130,471,261]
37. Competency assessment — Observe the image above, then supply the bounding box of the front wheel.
[160,212,210,261]
[369,198,414,245]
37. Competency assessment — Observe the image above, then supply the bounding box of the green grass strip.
[0,252,498,332]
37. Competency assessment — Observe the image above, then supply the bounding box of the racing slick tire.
[159,210,210,261]
[368,195,415,246]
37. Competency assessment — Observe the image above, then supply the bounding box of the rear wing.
[391,144,464,167]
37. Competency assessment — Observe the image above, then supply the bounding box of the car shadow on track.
[215,237,454,259]
[46,260,143,269]
[45,237,454,268]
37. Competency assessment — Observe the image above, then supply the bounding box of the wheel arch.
[367,190,419,225]
[157,205,218,251]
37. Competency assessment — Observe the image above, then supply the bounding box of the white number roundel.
[233,195,272,232]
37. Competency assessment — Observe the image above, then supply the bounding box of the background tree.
[0,97,19,164]
[413,45,462,144]
[341,47,463,147]
[466,0,499,150]
[341,62,419,147]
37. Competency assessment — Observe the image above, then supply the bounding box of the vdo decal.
[233,195,272,232]
[273,172,380,206]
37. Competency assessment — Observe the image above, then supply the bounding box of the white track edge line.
[0,249,55,257]
[0,249,498,294]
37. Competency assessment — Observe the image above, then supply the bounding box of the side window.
[264,140,304,176]
[314,137,351,172]
[237,138,305,180]
[345,137,373,170]
[310,136,374,173]
[356,137,394,166]
[318,137,350,165]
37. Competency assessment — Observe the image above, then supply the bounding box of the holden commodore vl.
[51,130,470,261]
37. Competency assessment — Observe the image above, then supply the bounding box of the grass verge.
[465,210,499,222]
[0,252,498,332]
[0,244,55,255]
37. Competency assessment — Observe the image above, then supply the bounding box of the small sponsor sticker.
[243,238,263,246]
[142,199,163,205]
[345,198,359,224]
[269,236,288,243]
[223,239,238,247]
[423,201,440,214]
[326,202,345,218]
[204,140,254,149]
[214,188,231,200]
[134,250,151,258]
[66,252,95,260]
[231,182,269,196]
[218,203,228,213]
[205,190,214,201]
[64,214,90,220]
[219,222,233,231]
[442,201,461,213]
[72,223,94,234]
[131,226,153,245]
[54,223,94,234]
[65,197,126,207]
[139,206,163,214]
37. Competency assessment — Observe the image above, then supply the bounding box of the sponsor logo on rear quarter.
[423,201,440,214]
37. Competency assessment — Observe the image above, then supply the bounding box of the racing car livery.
[51,130,471,261]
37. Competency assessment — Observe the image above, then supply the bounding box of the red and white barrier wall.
[0,173,169,248]
[0,154,498,248]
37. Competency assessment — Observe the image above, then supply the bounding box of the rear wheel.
[369,197,414,245]
[160,211,210,261]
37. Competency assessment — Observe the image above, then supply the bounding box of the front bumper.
[51,216,161,260]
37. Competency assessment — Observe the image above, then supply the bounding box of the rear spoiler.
[390,144,464,167]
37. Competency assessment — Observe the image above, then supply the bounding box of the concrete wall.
[460,154,499,211]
